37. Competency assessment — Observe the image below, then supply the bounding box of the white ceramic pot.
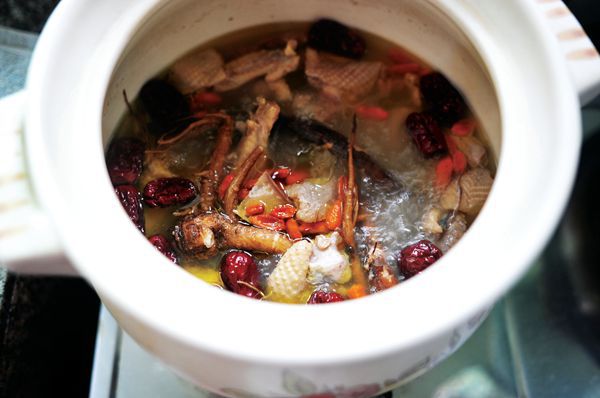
[2,1,600,397]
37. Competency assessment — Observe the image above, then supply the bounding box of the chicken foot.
[175,212,293,259]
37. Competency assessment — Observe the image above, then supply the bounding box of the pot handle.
[0,91,76,275]
[536,0,600,105]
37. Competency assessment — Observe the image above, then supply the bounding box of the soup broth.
[106,20,495,304]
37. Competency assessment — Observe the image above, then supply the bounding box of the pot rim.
[24,0,580,365]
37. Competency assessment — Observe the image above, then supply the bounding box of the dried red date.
[148,234,178,264]
[106,138,144,185]
[420,73,458,104]
[143,177,197,208]
[308,19,366,59]
[405,112,447,158]
[434,96,465,126]
[398,239,442,278]
[220,251,262,299]
[114,185,144,233]
[307,290,345,304]
[139,79,188,131]
[419,72,465,126]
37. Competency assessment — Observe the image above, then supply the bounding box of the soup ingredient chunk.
[440,168,493,215]
[305,48,383,101]
[106,138,145,185]
[307,290,345,304]
[215,40,300,91]
[268,240,313,300]
[307,19,366,59]
[286,179,336,223]
[398,240,442,278]
[452,135,487,168]
[221,251,263,299]
[148,234,178,264]
[365,241,399,292]
[234,98,280,167]
[143,177,198,208]
[458,168,494,215]
[307,232,351,284]
[370,262,399,292]
[196,113,234,213]
[237,171,292,220]
[223,147,265,217]
[439,212,468,252]
[168,48,226,94]
[177,212,292,258]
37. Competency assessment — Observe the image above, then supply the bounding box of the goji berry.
[325,200,343,230]
[270,204,297,219]
[285,170,310,185]
[245,202,265,216]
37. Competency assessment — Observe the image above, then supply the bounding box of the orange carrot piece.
[218,173,235,200]
[285,219,302,240]
[355,105,389,121]
[386,63,422,75]
[325,200,343,230]
[452,151,468,174]
[436,156,454,188]
[245,203,265,216]
[270,204,297,219]
[347,284,367,299]
[249,215,286,231]
[451,118,476,136]
[285,170,310,185]
[298,221,330,235]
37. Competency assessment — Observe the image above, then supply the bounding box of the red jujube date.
[143,177,197,208]
[220,251,262,299]
[149,234,178,264]
[114,184,145,233]
[405,112,448,158]
[398,239,442,278]
[106,138,144,185]
[307,290,345,304]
